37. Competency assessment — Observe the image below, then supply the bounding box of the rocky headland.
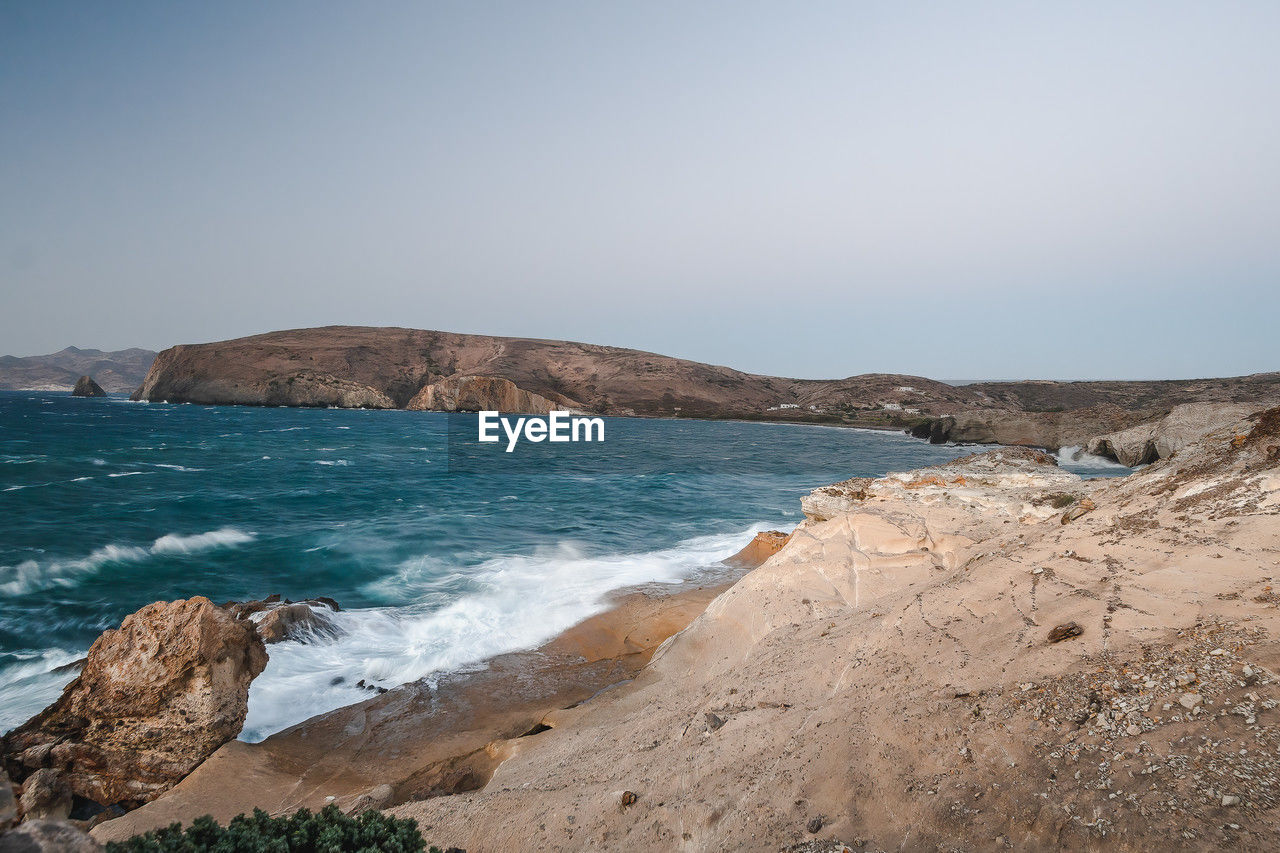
[128,326,1280,459]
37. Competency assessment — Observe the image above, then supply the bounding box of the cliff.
[404,374,574,414]
[130,327,1280,454]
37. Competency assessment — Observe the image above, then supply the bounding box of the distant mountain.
[132,326,1280,450]
[0,346,157,393]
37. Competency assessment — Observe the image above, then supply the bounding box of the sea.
[0,391,1130,740]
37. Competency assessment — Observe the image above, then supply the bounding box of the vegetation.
[105,805,434,853]
[1049,493,1078,508]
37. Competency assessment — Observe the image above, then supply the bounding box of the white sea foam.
[0,649,83,732]
[152,528,255,554]
[312,459,351,466]
[0,527,256,595]
[240,524,777,740]
[1055,445,1133,473]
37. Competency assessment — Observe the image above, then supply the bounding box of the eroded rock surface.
[3,597,267,807]
[405,374,573,414]
[1086,402,1265,466]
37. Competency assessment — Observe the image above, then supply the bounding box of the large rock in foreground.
[70,376,106,398]
[3,598,267,807]
[405,375,573,414]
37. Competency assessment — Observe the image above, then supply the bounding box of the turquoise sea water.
[0,392,1128,739]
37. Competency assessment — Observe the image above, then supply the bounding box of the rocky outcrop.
[801,446,1077,523]
[3,597,267,808]
[405,375,571,415]
[70,376,106,398]
[724,530,791,568]
[1085,402,1265,466]
[222,596,343,644]
[907,404,1161,452]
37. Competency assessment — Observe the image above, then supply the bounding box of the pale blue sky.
[2,1,1277,379]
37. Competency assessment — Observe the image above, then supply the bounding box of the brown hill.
[130,326,1280,450]
[0,347,156,393]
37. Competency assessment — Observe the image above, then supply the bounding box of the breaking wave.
[241,524,774,740]
[1055,445,1133,473]
[0,528,256,596]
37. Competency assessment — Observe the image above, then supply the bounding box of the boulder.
[406,375,573,415]
[254,602,341,644]
[0,820,102,852]
[16,770,69,822]
[3,597,267,807]
[0,767,14,830]
[70,376,106,398]
[222,596,343,644]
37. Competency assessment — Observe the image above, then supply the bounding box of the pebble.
[1222,794,1240,807]
[1180,693,1203,710]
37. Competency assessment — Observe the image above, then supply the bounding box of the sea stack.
[71,375,106,397]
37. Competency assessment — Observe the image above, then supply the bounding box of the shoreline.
[91,570,749,843]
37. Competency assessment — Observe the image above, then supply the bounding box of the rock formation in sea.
[404,374,574,415]
[222,595,343,644]
[70,376,106,397]
[3,597,267,809]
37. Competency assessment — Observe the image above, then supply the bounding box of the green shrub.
[1050,493,1077,509]
[105,804,435,853]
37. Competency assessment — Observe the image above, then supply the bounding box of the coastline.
[32,404,1280,849]
[91,572,747,843]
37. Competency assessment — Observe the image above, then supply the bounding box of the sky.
[2,1,1277,380]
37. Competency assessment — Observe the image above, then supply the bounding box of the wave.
[240,524,776,740]
[0,527,256,596]
[1055,445,1133,473]
[0,648,83,732]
